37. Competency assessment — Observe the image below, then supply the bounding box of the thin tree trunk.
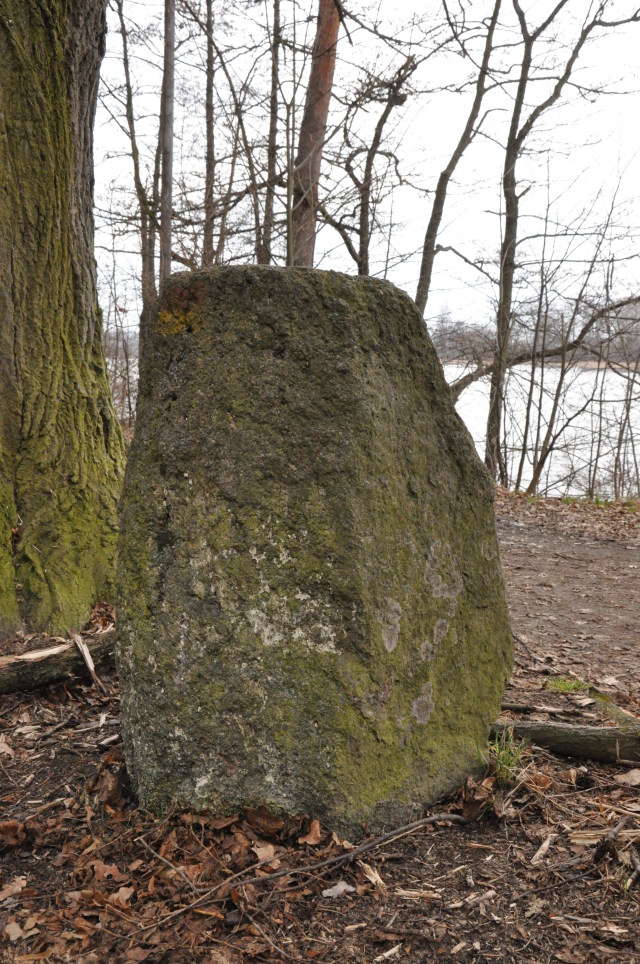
[258,0,281,265]
[484,7,534,481]
[211,38,263,260]
[202,0,216,267]
[115,0,159,353]
[357,58,416,276]
[485,0,605,479]
[485,134,522,482]
[291,0,340,267]
[0,0,125,634]
[415,0,501,315]
[159,0,175,283]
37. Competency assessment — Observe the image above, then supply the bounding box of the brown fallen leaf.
[524,773,553,792]
[0,876,27,902]
[244,806,284,837]
[614,769,640,787]
[525,897,547,919]
[251,840,276,862]
[4,919,24,941]
[210,814,239,831]
[95,767,125,805]
[331,831,355,851]
[298,819,322,846]
[91,860,126,883]
[125,948,153,962]
[110,885,135,906]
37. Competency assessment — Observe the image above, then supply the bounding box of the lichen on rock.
[117,265,512,833]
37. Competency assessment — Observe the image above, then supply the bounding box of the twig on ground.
[593,815,633,864]
[135,835,202,894]
[512,632,544,663]
[626,849,640,891]
[124,812,466,941]
[239,903,302,962]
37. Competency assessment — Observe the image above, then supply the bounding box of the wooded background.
[96,0,640,496]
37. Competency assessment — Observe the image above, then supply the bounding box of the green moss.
[545,677,589,693]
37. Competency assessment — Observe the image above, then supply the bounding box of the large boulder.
[117,266,512,832]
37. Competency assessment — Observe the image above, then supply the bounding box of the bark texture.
[0,0,125,633]
[291,0,340,267]
[117,266,512,833]
[0,633,115,695]
[492,722,640,765]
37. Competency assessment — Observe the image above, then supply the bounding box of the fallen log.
[0,632,115,695]
[491,720,640,764]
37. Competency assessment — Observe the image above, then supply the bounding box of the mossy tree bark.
[0,0,124,634]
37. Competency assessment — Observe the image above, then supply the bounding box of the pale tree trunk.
[159,0,175,283]
[257,0,281,265]
[115,0,160,354]
[485,68,525,482]
[291,0,340,267]
[202,0,216,267]
[414,0,501,315]
[0,0,125,634]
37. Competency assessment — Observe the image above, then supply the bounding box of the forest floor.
[1,490,639,963]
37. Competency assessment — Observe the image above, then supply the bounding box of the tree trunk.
[291,0,340,267]
[0,0,124,634]
[257,0,281,266]
[484,27,532,482]
[159,0,175,283]
[201,0,216,267]
[414,0,501,316]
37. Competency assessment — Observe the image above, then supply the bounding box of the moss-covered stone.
[117,266,512,833]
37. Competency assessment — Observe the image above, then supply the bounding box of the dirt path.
[496,489,640,713]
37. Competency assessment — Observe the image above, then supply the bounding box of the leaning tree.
[0,0,124,634]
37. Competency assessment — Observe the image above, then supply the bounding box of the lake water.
[444,363,640,498]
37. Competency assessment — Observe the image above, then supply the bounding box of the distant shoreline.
[442,357,630,374]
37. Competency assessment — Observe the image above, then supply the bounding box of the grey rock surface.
[117,266,512,832]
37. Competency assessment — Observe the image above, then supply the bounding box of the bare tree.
[320,55,417,275]
[111,0,161,343]
[414,0,502,314]
[484,0,640,481]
